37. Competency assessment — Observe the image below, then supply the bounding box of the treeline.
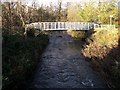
[2,0,118,34]
[2,1,50,90]
[2,1,67,34]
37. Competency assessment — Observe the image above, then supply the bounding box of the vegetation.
[83,28,118,58]
[2,0,118,26]
[82,28,120,88]
[1,0,119,89]
[66,1,119,87]
[66,0,119,88]
[2,33,48,90]
[2,1,49,90]
[67,0,118,24]
[67,30,86,41]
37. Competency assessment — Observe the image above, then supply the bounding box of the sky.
[1,0,120,7]
[1,0,100,5]
[25,0,90,6]
[1,0,93,8]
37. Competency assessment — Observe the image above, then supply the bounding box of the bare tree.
[57,0,62,21]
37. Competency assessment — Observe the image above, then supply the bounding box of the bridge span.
[25,22,115,35]
[25,22,97,31]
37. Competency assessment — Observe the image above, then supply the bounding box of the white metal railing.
[94,24,115,29]
[25,22,94,31]
[25,22,116,32]
[101,24,115,29]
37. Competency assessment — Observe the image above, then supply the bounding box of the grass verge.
[82,28,120,88]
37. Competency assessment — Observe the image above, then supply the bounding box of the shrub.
[82,28,119,58]
[67,30,86,41]
[82,28,120,88]
[2,33,49,90]
[26,28,35,37]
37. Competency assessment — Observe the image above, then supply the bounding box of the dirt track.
[30,31,107,88]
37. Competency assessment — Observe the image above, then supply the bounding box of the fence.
[94,24,115,29]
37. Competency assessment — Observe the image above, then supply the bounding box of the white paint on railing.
[94,24,115,29]
[25,22,115,31]
[25,22,95,31]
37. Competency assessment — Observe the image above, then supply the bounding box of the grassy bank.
[82,28,119,88]
[66,29,120,88]
[2,32,49,90]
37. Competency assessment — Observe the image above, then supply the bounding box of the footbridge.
[25,22,115,32]
[25,22,98,31]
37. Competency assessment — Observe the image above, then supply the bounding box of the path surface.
[30,31,107,88]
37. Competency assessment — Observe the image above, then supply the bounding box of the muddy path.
[29,31,107,88]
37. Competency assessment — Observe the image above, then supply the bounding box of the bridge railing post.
[51,22,53,30]
[51,22,54,30]
[88,23,89,30]
[63,22,65,30]
[39,23,41,30]
[46,22,48,29]
[46,22,48,30]
[53,22,55,30]
[62,22,64,29]
[43,23,44,30]
[54,22,56,30]
[44,22,46,30]
[60,22,62,29]
[73,22,75,30]
[69,22,71,30]
[50,22,51,30]
[41,23,43,30]
[58,22,60,29]
[77,22,79,30]
[70,22,71,30]
[65,22,68,30]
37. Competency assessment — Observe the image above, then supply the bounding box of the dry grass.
[82,28,120,88]
[82,28,119,58]
[67,30,86,40]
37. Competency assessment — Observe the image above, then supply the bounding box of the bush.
[82,28,120,88]
[67,30,86,41]
[92,29,118,47]
[2,33,49,90]
[26,28,35,37]
[82,28,119,58]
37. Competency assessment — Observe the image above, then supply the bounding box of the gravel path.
[29,31,107,88]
